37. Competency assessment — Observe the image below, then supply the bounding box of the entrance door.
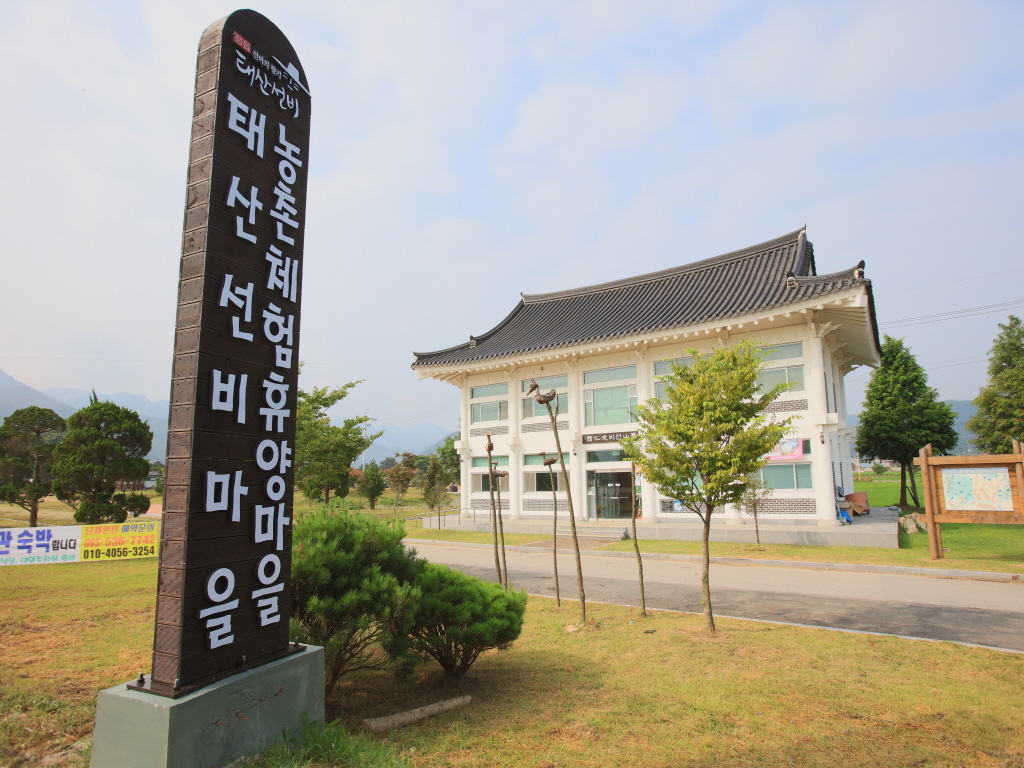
[587,471,634,519]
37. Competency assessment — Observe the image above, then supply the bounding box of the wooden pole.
[920,444,940,560]
[363,696,472,733]
[1013,440,1024,519]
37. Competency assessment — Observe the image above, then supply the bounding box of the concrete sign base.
[90,645,325,768]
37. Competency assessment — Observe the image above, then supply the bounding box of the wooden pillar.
[920,444,940,560]
[1013,440,1024,519]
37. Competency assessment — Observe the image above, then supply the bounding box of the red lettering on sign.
[233,31,252,53]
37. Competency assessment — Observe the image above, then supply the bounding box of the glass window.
[583,365,637,385]
[522,375,568,392]
[763,342,803,361]
[586,450,628,462]
[653,358,692,376]
[524,472,567,493]
[522,393,568,418]
[471,456,508,468]
[760,463,813,490]
[523,453,569,465]
[471,383,508,399]
[584,385,638,426]
[654,380,668,401]
[472,473,508,493]
[471,401,508,423]
[756,366,805,394]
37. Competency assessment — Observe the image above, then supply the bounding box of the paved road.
[412,542,1024,651]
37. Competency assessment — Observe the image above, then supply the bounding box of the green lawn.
[600,523,1024,573]
[3,559,1023,767]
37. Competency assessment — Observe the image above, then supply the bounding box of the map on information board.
[941,467,1014,512]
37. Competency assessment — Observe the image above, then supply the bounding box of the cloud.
[0,0,1021,428]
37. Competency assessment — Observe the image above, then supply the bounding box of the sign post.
[916,442,1024,560]
[90,12,324,768]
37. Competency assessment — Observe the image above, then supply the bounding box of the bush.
[408,563,527,678]
[73,493,150,524]
[290,510,422,695]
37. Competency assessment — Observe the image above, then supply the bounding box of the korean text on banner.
[0,521,160,566]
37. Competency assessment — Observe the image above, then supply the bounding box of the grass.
[600,524,1024,574]
[0,559,155,766]
[0,491,163,528]
[2,560,1023,767]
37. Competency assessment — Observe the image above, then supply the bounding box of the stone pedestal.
[90,645,325,768]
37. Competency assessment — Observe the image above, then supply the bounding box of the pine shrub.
[408,563,526,678]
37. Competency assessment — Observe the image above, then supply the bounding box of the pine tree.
[967,315,1024,454]
[856,336,958,507]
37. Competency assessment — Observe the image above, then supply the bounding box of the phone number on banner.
[0,521,160,566]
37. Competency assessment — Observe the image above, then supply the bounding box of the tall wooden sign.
[143,10,310,695]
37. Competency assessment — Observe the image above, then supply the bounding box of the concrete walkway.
[412,541,1024,652]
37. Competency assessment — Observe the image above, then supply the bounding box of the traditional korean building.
[412,228,881,535]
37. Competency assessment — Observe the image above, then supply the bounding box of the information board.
[0,522,160,566]
[149,10,310,695]
[940,467,1014,512]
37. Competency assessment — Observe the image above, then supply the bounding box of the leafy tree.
[295,382,381,506]
[622,341,791,632]
[358,461,387,509]
[414,454,431,473]
[290,510,422,695]
[0,407,66,527]
[422,455,450,521]
[968,315,1024,454]
[856,336,958,507]
[436,436,460,487]
[153,464,165,496]
[380,456,397,470]
[386,453,417,516]
[51,395,152,524]
[740,474,773,547]
[406,562,526,678]
[871,463,887,478]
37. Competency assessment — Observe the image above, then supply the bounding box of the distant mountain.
[0,370,76,420]
[40,388,169,423]
[359,423,454,465]
[421,432,460,455]
[849,399,979,455]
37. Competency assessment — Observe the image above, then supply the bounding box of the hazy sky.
[2,0,1021,431]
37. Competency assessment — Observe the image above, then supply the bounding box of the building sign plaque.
[582,430,638,445]
[144,10,310,696]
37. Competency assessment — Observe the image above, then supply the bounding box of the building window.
[472,473,509,493]
[522,393,568,418]
[523,453,569,465]
[471,456,508,468]
[524,472,568,492]
[756,365,805,394]
[471,383,508,399]
[584,385,637,426]
[759,463,813,490]
[522,375,568,392]
[763,342,803,361]
[471,401,508,423]
[583,365,636,385]
[654,380,668,401]
[653,358,692,376]
[586,449,628,462]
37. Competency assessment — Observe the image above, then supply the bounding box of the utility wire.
[881,299,1024,329]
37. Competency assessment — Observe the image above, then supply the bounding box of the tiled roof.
[413,228,876,368]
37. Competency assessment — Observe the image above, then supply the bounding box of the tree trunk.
[630,462,646,617]
[547,403,585,624]
[495,481,508,589]
[908,463,921,507]
[899,462,908,507]
[547,464,560,607]
[30,451,40,528]
[29,499,38,528]
[701,509,716,633]
[753,505,760,546]
[486,449,501,584]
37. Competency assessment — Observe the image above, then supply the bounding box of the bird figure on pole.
[526,378,556,405]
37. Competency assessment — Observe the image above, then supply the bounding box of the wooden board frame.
[914,441,1024,560]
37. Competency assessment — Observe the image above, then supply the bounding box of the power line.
[881,299,1024,329]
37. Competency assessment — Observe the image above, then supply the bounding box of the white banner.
[0,520,160,566]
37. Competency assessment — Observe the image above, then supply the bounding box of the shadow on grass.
[326,646,601,731]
